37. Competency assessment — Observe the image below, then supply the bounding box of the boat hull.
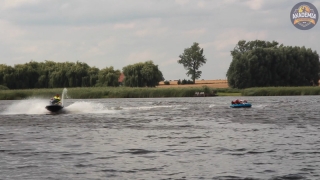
[230,103,252,108]
[45,105,63,112]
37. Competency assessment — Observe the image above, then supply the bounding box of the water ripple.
[1,97,320,179]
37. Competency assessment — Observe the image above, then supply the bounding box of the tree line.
[0,42,208,89]
[0,60,164,89]
[227,40,320,89]
[2,40,318,90]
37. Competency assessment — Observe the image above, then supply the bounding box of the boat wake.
[1,98,49,115]
[122,105,173,111]
[64,101,118,114]
[1,92,177,115]
[1,99,120,115]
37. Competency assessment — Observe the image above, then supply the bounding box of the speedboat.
[230,103,252,108]
[45,100,63,112]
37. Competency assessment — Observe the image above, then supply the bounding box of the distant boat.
[230,103,252,108]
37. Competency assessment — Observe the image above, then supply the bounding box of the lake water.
[1,96,320,180]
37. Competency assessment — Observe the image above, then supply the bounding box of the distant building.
[118,73,125,86]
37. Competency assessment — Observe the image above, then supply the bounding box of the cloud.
[133,18,169,37]
[113,22,136,29]
[197,1,206,8]
[183,28,207,37]
[159,58,178,67]
[175,0,190,6]
[0,20,25,39]
[245,0,264,10]
[200,42,216,49]
[0,0,319,81]
[126,51,154,64]
[0,0,39,9]
[311,1,320,9]
[135,27,168,37]
[212,28,268,52]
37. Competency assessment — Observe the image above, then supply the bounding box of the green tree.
[0,64,15,89]
[227,40,320,88]
[96,66,121,87]
[141,61,164,87]
[122,61,164,87]
[231,40,279,57]
[88,67,100,86]
[178,42,207,83]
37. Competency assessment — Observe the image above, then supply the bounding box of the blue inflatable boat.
[230,103,252,108]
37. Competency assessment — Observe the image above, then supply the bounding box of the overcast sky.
[0,0,319,80]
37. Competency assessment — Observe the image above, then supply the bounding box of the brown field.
[157,79,229,88]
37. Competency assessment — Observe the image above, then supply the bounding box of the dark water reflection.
[1,96,320,180]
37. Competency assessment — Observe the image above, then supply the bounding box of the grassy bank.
[0,86,240,100]
[242,86,320,96]
[2,86,318,100]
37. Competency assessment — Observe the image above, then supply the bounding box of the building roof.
[118,73,125,83]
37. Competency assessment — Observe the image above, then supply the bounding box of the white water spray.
[1,98,49,114]
[61,88,68,106]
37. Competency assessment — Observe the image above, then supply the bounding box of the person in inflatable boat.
[231,99,247,104]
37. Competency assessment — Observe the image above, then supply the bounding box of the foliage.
[122,61,164,87]
[96,66,120,87]
[216,92,242,96]
[0,85,9,90]
[0,60,165,89]
[242,86,320,96]
[180,79,194,85]
[3,86,320,100]
[178,42,207,83]
[0,61,101,89]
[227,40,320,88]
[164,80,170,85]
[0,86,223,100]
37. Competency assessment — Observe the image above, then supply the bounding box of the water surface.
[1,96,320,180]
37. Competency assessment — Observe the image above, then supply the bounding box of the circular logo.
[290,2,318,30]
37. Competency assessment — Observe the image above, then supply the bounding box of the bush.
[241,86,320,96]
[187,80,194,84]
[0,85,9,90]
[0,86,223,99]
[180,79,195,85]
[164,80,170,85]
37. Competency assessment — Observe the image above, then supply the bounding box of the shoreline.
[1,80,320,100]
[157,79,229,88]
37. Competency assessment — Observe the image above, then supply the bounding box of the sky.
[0,0,319,80]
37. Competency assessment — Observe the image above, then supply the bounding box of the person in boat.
[232,99,240,104]
[239,100,248,104]
[231,99,247,104]
[51,94,61,105]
